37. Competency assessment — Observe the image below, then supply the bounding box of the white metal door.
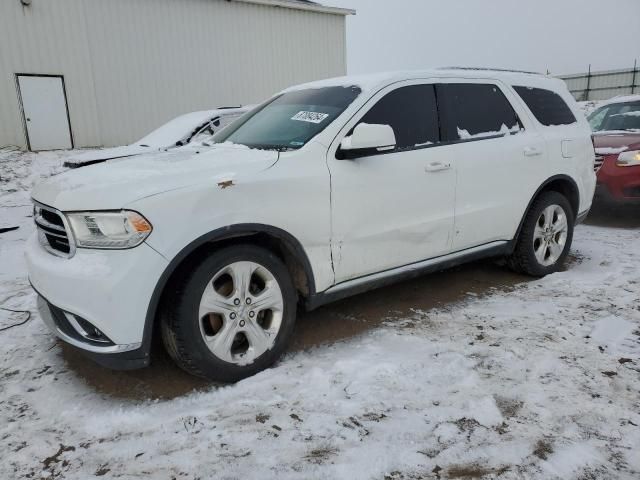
[18,75,72,151]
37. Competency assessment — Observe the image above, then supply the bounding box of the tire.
[508,191,575,276]
[161,244,297,382]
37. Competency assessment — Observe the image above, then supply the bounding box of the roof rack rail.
[440,66,543,75]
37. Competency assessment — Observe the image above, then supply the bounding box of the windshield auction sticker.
[291,111,329,124]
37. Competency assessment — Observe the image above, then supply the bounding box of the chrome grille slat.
[594,155,604,172]
[42,230,69,240]
[33,202,75,258]
[34,216,66,233]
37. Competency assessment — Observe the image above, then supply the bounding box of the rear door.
[512,85,596,215]
[434,80,550,250]
[327,81,457,283]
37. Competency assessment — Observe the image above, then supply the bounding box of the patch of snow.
[616,110,640,117]
[543,442,605,479]
[592,130,640,136]
[591,316,638,358]
[457,124,521,140]
[595,146,628,155]
[597,94,640,108]
[577,100,604,117]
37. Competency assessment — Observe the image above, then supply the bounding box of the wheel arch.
[510,175,580,252]
[140,224,316,355]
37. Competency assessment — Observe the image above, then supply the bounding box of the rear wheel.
[509,191,574,276]
[161,245,297,382]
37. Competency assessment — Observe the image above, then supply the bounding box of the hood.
[593,131,640,155]
[32,144,278,211]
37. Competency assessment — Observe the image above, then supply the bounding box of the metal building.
[0,0,353,151]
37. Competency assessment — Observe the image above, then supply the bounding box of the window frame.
[334,78,526,160]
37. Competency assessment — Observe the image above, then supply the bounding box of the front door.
[17,75,73,151]
[327,82,456,284]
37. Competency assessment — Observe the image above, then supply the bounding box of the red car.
[588,96,640,202]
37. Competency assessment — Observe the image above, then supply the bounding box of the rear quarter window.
[513,86,577,126]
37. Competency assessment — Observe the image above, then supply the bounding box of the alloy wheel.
[532,204,568,266]
[198,261,284,365]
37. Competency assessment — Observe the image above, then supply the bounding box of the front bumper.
[26,233,169,368]
[596,155,640,201]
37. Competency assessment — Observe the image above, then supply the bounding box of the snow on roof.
[282,68,565,95]
[597,94,640,108]
[232,0,355,16]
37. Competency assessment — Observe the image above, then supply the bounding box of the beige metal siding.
[0,0,102,148]
[0,0,347,149]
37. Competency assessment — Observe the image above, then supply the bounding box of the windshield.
[213,86,362,150]
[588,101,640,132]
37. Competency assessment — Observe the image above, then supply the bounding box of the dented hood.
[32,144,278,211]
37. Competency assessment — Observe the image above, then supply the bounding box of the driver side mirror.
[339,123,396,159]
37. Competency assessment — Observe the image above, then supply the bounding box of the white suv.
[27,68,596,381]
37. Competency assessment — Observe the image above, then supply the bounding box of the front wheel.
[509,191,574,276]
[161,245,297,382]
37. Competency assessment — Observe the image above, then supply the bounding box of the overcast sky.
[322,0,640,76]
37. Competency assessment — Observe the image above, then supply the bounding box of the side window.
[513,86,577,126]
[587,107,609,131]
[436,83,522,142]
[357,84,439,151]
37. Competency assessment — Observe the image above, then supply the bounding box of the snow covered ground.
[1,149,639,479]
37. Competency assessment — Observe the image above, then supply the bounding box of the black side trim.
[140,224,316,354]
[507,174,580,254]
[80,348,151,371]
[576,209,590,224]
[305,242,510,310]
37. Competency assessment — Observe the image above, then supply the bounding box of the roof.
[283,68,565,95]
[231,0,355,15]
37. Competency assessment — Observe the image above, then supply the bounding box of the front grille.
[34,203,74,257]
[594,155,604,172]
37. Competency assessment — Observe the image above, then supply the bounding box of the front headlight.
[66,210,152,249]
[616,150,640,167]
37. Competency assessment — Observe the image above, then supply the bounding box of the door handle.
[523,146,542,157]
[425,161,451,172]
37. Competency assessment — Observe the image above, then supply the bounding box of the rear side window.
[513,86,576,126]
[436,83,522,141]
[358,84,439,150]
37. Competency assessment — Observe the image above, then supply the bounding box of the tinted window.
[513,86,577,126]
[357,84,439,150]
[214,86,361,150]
[436,83,522,141]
